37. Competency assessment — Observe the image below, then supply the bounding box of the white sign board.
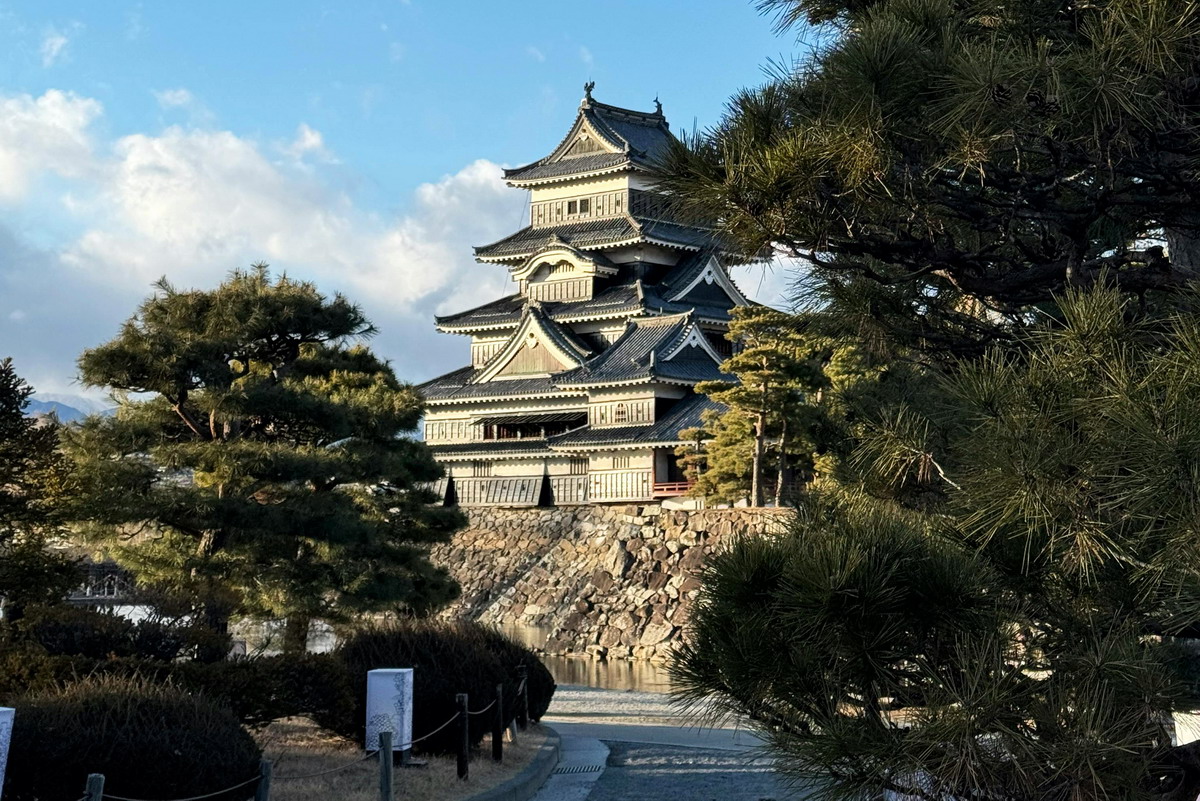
[365,668,413,752]
[0,707,13,800]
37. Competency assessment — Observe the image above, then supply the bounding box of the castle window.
[614,403,628,423]
[579,198,590,214]
[570,458,588,475]
[472,460,492,477]
[612,455,631,470]
[567,200,578,215]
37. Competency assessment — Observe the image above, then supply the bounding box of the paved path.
[530,685,788,801]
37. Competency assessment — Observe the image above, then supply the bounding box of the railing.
[651,481,694,498]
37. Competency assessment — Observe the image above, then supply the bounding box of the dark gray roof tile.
[548,394,725,449]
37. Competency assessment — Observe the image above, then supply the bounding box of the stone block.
[611,611,636,630]
[640,618,676,646]
[605,541,633,577]
[590,569,614,592]
[647,572,670,591]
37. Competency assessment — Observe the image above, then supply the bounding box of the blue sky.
[0,1,803,397]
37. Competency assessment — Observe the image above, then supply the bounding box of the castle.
[419,86,751,506]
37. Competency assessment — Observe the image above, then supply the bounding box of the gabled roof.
[548,394,725,451]
[504,92,673,186]
[417,365,584,405]
[471,305,592,383]
[553,312,731,389]
[474,215,717,263]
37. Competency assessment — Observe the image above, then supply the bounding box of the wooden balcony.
[651,481,694,498]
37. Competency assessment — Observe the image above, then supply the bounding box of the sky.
[0,1,804,399]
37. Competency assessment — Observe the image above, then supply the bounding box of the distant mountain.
[26,394,115,422]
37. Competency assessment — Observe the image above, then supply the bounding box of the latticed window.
[614,403,628,423]
[570,458,588,475]
[579,198,590,214]
[612,455,631,470]
[471,460,493,477]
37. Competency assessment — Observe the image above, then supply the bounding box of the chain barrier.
[102,774,261,801]
[93,710,465,801]
[468,698,498,716]
[395,710,461,749]
[272,749,380,781]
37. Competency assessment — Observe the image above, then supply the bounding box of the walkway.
[531,686,787,801]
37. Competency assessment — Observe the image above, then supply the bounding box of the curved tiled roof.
[474,215,718,262]
[504,97,673,185]
[554,313,731,389]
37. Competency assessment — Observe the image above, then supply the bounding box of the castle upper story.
[418,86,756,506]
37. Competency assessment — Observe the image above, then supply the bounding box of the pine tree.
[660,0,1200,356]
[66,267,463,653]
[697,306,814,505]
[0,359,79,619]
[674,286,1200,801]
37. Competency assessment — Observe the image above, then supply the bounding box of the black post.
[456,693,470,780]
[492,682,504,762]
[516,664,530,730]
[254,759,272,801]
[379,730,394,801]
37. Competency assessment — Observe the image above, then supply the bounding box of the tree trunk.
[774,415,788,508]
[282,613,312,654]
[752,410,766,507]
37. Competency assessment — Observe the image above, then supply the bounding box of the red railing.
[652,481,694,498]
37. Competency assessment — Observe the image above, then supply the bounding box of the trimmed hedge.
[0,648,354,726]
[3,675,261,801]
[14,605,229,662]
[320,621,556,755]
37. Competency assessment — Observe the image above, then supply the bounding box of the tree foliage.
[660,0,1200,355]
[0,359,79,618]
[66,267,462,652]
[675,287,1200,801]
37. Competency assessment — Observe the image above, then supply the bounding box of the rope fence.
[76,678,536,801]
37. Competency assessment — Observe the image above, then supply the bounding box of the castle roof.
[553,312,731,389]
[474,214,716,263]
[503,93,673,186]
[436,252,749,334]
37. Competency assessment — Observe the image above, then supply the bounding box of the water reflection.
[503,625,674,693]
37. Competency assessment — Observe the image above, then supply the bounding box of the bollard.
[492,682,504,762]
[378,731,395,801]
[85,774,105,801]
[516,665,530,730]
[254,759,272,801]
[456,693,470,780]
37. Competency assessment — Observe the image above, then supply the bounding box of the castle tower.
[419,86,752,506]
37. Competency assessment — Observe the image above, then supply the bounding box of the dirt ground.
[255,717,548,801]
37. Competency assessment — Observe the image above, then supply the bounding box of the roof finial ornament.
[583,81,595,105]
[654,95,662,115]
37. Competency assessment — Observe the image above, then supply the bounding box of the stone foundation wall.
[431,504,787,662]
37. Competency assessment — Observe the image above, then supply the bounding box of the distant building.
[419,86,753,506]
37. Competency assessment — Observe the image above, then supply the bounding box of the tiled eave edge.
[435,311,732,337]
[425,389,588,406]
[476,235,702,265]
[430,449,556,462]
[504,162,642,188]
[548,438,687,453]
[551,376,699,391]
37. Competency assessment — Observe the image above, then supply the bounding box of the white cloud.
[0,86,791,395]
[279,122,335,163]
[40,31,69,67]
[154,88,194,108]
[0,90,100,201]
[526,46,545,63]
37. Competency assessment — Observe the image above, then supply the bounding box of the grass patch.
[257,717,549,801]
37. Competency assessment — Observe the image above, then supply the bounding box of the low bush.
[0,646,353,727]
[3,675,261,801]
[14,605,228,661]
[320,620,554,755]
[474,626,556,722]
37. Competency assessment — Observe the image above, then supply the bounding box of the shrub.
[0,647,353,727]
[14,605,228,661]
[3,675,261,801]
[322,620,553,754]
[473,626,556,722]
